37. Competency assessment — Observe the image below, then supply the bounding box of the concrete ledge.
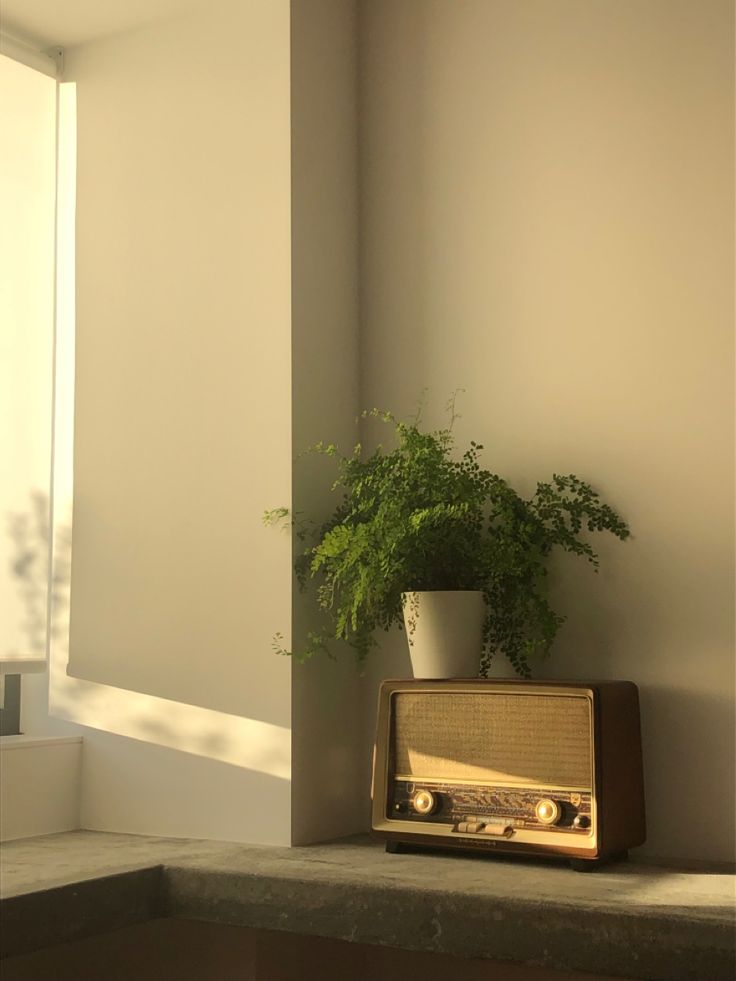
[1,831,734,980]
[163,865,734,981]
[1,868,162,958]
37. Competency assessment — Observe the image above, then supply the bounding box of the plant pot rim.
[402,589,485,595]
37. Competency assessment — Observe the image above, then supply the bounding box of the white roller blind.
[0,54,57,673]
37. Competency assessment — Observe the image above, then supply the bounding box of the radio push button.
[535,799,561,826]
[454,818,514,837]
[412,790,437,816]
[572,814,591,830]
[481,823,514,838]
[456,819,484,833]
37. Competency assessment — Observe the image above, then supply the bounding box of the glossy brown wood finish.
[372,679,646,869]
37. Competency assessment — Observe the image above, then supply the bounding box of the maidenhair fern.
[265,401,629,677]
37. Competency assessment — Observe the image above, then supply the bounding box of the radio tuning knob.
[535,799,561,826]
[412,790,437,816]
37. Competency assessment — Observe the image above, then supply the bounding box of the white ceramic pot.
[402,590,486,679]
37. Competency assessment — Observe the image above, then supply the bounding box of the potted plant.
[265,403,629,678]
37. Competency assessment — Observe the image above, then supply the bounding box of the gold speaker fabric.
[394,692,592,788]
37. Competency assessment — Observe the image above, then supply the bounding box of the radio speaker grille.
[394,692,592,788]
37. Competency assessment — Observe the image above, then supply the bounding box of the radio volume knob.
[412,790,437,816]
[535,799,561,826]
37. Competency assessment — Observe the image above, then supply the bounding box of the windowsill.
[0,831,733,980]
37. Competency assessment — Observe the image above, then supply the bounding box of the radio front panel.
[372,681,600,856]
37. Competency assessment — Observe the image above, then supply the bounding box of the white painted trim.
[0,735,83,751]
[0,735,82,840]
[0,659,48,676]
[0,32,62,78]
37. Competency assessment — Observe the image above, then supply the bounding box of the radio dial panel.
[389,780,592,833]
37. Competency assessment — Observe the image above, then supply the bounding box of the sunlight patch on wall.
[50,664,291,779]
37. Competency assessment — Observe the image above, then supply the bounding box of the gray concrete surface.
[1,831,734,980]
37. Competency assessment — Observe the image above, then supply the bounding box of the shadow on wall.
[638,685,736,865]
[535,548,735,863]
[6,491,71,657]
[77,726,291,842]
[357,0,432,411]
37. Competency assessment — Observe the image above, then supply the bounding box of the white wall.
[358,0,735,863]
[289,0,366,844]
[24,0,295,844]
[0,737,82,841]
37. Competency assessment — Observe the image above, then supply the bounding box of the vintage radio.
[371,679,645,871]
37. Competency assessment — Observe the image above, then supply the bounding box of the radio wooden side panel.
[595,681,646,854]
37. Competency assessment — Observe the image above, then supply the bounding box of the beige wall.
[358,0,735,862]
[290,0,366,843]
[34,0,294,844]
